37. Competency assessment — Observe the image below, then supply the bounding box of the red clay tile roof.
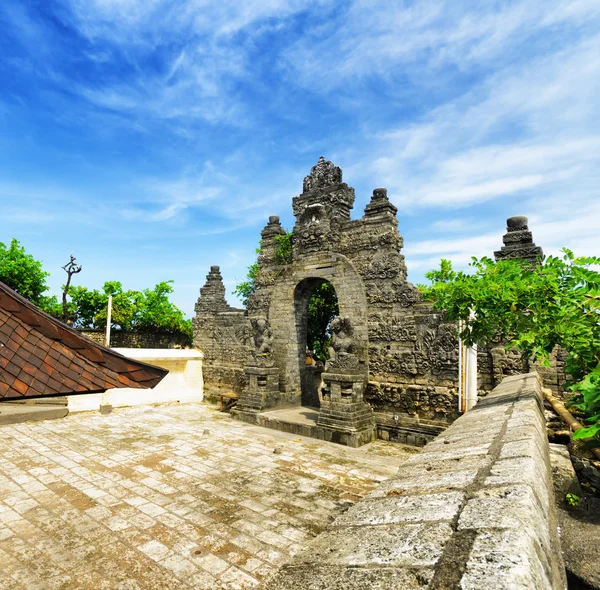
[0,281,168,400]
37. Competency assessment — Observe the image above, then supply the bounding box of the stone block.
[458,484,552,551]
[264,565,434,590]
[461,529,553,590]
[294,523,453,567]
[548,443,582,502]
[406,443,491,464]
[332,492,464,527]
[367,470,477,497]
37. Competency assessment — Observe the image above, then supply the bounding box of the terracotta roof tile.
[0,281,168,400]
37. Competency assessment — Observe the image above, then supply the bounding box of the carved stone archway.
[268,253,369,404]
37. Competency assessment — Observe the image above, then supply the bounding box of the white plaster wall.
[67,349,204,412]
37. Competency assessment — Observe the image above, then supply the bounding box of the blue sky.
[1,1,599,316]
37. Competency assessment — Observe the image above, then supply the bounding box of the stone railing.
[265,373,567,589]
[67,349,203,412]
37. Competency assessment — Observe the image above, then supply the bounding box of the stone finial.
[364,187,398,220]
[506,216,529,231]
[194,265,232,313]
[494,216,543,265]
[261,215,287,242]
[302,156,343,193]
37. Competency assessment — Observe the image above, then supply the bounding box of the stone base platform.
[248,406,375,447]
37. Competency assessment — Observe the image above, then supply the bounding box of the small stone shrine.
[193,157,564,446]
[494,215,544,265]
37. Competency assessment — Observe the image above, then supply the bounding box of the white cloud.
[282,1,600,88]
[57,0,323,124]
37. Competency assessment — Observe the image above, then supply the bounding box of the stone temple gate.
[194,157,564,446]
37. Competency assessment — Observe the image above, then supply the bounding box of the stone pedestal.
[232,366,280,424]
[317,372,375,447]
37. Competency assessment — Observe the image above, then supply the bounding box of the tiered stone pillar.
[494,216,543,265]
[317,371,375,447]
[232,365,280,423]
[316,316,375,447]
[232,316,281,424]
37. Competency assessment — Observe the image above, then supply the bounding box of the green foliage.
[307,282,339,364]
[423,258,456,284]
[565,493,581,507]
[419,249,600,447]
[67,281,192,344]
[233,234,293,306]
[232,263,259,307]
[275,232,293,264]
[0,239,51,304]
[233,242,262,307]
[0,237,191,343]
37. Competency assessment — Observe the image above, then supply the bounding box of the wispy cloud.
[2,1,599,312]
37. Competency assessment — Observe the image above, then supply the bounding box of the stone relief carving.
[368,314,417,342]
[369,347,418,377]
[295,205,331,254]
[365,280,421,307]
[326,316,359,371]
[431,324,459,375]
[341,228,403,255]
[246,291,271,315]
[363,251,403,280]
[302,156,342,193]
[249,317,274,367]
[494,215,543,265]
[490,346,528,386]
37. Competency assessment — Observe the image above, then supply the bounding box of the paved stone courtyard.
[0,403,415,589]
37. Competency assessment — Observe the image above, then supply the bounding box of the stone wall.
[192,266,250,398]
[79,329,190,350]
[265,372,567,589]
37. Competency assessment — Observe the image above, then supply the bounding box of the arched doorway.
[294,278,339,407]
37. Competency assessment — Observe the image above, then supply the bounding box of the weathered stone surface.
[264,565,433,590]
[494,215,544,265]
[0,403,411,590]
[332,492,464,527]
[193,266,250,398]
[367,469,478,497]
[548,443,582,501]
[294,522,453,567]
[265,373,567,589]
[461,529,552,590]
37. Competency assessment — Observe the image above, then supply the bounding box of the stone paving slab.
[0,403,413,589]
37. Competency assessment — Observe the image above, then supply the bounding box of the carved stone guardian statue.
[249,316,274,367]
[326,316,359,371]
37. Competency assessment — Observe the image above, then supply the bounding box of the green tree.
[0,238,51,304]
[307,281,339,363]
[68,281,192,344]
[419,250,600,449]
